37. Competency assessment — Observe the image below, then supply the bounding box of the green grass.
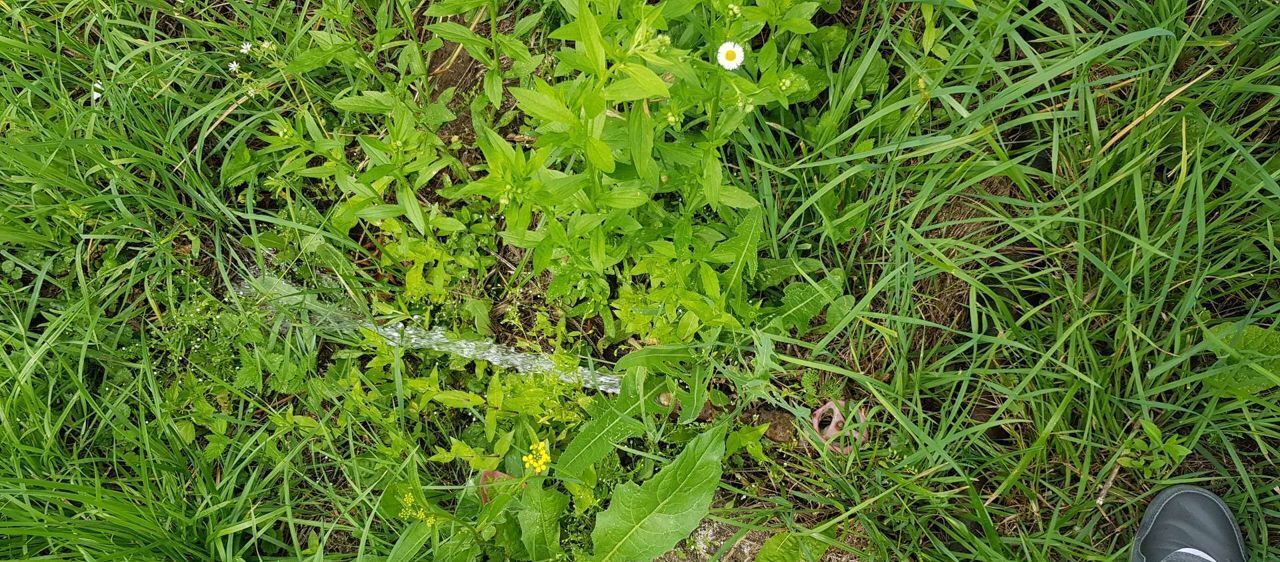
[2,0,1279,560]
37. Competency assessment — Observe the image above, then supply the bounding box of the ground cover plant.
[2,0,1279,559]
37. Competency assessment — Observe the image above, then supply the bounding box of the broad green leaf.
[674,368,710,424]
[757,257,823,289]
[1140,418,1163,442]
[510,87,577,125]
[422,102,457,128]
[661,0,697,18]
[756,531,828,562]
[174,420,196,444]
[335,189,377,227]
[1204,324,1280,396]
[575,0,607,76]
[333,91,398,113]
[476,127,516,170]
[717,185,759,209]
[234,347,262,391]
[599,187,649,209]
[602,78,654,102]
[427,22,489,52]
[726,423,769,461]
[621,64,670,97]
[284,46,345,73]
[220,142,252,187]
[434,532,480,562]
[424,0,489,16]
[405,262,428,299]
[397,182,426,235]
[775,273,844,333]
[464,298,492,336]
[614,346,695,372]
[702,153,722,206]
[513,12,544,38]
[483,69,503,106]
[628,107,657,182]
[712,208,762,298]
[543,173,590,200]
[387,522,432,562]
[589,228,607,271]
[821,294,856,332]
[585,136,615,172]
[779,15,819,34]
[498,34,541,75]
[699,262,721,303]
[590,425,727,561]
[518,484,568,561]
[603,65,669,101]
[433,390,485,408]
[430,215,467,233]
[556,386,654,481]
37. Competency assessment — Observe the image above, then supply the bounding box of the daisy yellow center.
[724,50,737,62]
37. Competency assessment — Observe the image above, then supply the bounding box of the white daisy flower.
[717,41,744,70]
[240,42,252,54]
[228,61,240,73]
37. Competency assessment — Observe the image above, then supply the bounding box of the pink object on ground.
[811,400,867,454]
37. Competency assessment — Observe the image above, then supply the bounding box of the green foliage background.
[1,0,1279,559]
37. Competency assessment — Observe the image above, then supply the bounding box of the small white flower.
[92,91,102,101]
[228,61,240,73]
[91,80,103,101]
[716,41,744,70]
[240,42,252,54]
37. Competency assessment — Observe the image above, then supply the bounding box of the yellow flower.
[397,495,437,523]
[522,440,551,474]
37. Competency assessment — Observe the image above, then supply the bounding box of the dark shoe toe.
[1133,486,1246,562]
